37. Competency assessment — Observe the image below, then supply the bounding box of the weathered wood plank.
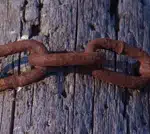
[0,0,22,133]
[0,0,150,134]
[75,0,126,134]
[29,0,77,133]
[118,0,150,133]
[13,0,77,134]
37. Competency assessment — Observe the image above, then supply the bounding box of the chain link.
[0,40,48,91]
[0,38,150,90]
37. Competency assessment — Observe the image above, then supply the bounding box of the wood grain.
[0,0,149,134]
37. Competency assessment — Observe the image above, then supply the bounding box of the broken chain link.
[0,38,150,91]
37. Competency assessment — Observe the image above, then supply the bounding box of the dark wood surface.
[0,0,150,134]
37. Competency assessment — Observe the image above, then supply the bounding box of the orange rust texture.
[86,38,150,89]
[92,69,150,89]
[85,38,125,54]
[29,52,104,67]
[123,45,150,77]
[0,38,150,90]
[0,40,48,91]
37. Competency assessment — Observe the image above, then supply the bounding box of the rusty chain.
[0,40,48,90]
[85,38,150,89]
[0,38,150,91]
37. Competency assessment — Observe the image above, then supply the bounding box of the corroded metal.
[0,40,104,90]
[86,38,150,89]
[29,52,103,67]
[1,38,150,90]
[0,40,48,91]
[92,69,149,89]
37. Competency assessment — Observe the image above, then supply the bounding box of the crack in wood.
[110,0,119,38]
[74,0,78,51]
[19,21,23,37]
[148,90,150,132]
[9,54,20,134]
[58,0,62,5]
[72,1,79,133]
[109,0,120,84]
[30,24,40,37]
[9,91,16,134]
[91,82,95,134]
[21,0,28,23]
[0,94,5,132]
[29,0,43,38]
